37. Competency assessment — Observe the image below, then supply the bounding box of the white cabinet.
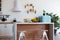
[0,24,14,36]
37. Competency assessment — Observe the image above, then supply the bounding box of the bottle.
[43,10,45,16]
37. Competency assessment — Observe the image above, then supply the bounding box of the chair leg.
[40,30,49,40]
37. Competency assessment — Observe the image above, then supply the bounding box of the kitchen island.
[14,22,54,40]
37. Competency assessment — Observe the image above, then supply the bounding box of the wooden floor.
[0,36,14,40]
[0,39,13,40]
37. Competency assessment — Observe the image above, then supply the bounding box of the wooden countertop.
[0,22,14,24]
[16,22,54,24]
[0,22,54,24]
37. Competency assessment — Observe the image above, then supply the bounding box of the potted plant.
[46,13,60,27]
[46,13,60,35]
[43,10,60,27]
[43,10,60,35]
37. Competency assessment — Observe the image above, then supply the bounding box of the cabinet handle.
[4,24,7,28]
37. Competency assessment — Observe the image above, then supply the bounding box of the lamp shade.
[13,0,22,12]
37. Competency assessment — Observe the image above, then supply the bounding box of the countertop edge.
[15,22,54,24]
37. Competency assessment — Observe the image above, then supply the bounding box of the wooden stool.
[18,31,26,40]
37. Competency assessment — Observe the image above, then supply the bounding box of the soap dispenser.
[19,31,26,40]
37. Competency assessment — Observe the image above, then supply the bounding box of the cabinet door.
[0,24,14,36]
[0,24,6,36]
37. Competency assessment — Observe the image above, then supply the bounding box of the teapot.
[1,16,7,21]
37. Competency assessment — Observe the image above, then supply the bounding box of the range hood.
[12,0,22,12]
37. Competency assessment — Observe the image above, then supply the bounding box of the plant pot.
[54,29,57,36]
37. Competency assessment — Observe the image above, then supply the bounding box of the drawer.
[0,24,14,36]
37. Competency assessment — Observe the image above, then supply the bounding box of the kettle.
[1,16,7,21]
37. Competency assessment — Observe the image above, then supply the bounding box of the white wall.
[2,0,60,22]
